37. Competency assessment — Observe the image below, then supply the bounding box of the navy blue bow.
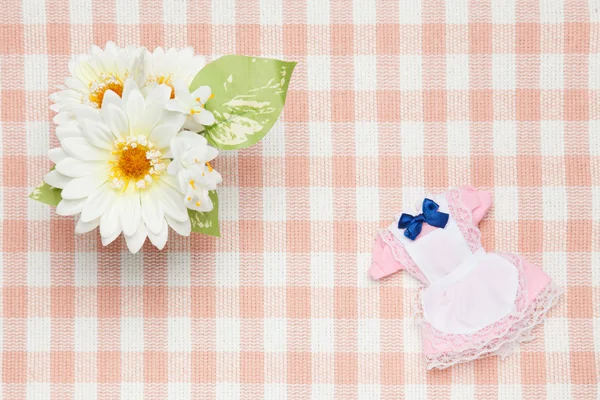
[398,198,449,240]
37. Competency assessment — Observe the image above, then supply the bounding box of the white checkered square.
[265,384,287,400]
[264,318,287,352]
[217,318,240,352]
[216,253,240,287]
[493,121,518,156]
[353,0,377,24]
[121,317,144,352]
[493,54,517,90]
[544,317,570,352]
[75,251,98,286]
[219,186,240,221]
[212,0,236,24]
[27,252,51,287]
[447,121,470,156]
[70,0,93,24]
[358,384,381,400]
[451,385,475,400]
[27,383,50,400]
[398,0,422,24]
[27,317,51,352]
[354,122,379,157]
[358,319,380,353]
[122,383,144,400]
[311,252,335,287]
[400,56,423,91]
[264,252,287,287]
[400,122,424,156]
[307,0,330,24]
[541,54,564,89]
[491,0,516,24]
[259,0,283,25]
[310,187,334,221]
[169,317,192,352]
[163,0,187,24]
[354,55,377,91]
[311,318,334,353]
[24,55,48,91]
[446,55,469,90]
[309,122,333,157]
[541,1,564,23]
[307,56,331,91]
[75,384,97,400]
[494,186,519,222]
[540,121,565,156]
[356,187,380,222]
[75,317,98,352]
[168,253,191,286]
[445,0,468,24]
[168,383,191,399]
[543,186,568,221]
[263,187,287,221]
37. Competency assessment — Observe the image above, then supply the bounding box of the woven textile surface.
[1,0,599,398]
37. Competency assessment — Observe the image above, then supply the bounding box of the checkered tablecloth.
[1,0,599,398]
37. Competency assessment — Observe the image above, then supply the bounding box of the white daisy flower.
[44,78,190,253]
[50,42,146,113]
[168,131,222,212]
[145,47,206,99]
[166,80,216,131]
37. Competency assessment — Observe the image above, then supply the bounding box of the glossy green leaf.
[29,180,62,207]
[189,55,296,150]
[188,190,220,237]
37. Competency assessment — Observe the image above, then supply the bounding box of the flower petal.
[141,189,165,235]
[60,137,110,161]
[44,169,71,189]
[56,158,105,178]
[155,181,188,222]
[124,223,147,253]
[149,121,182,149]
[75,217,100,234]
[80,185,113,223]
[101,104,129,139]
[119,189,142,236]
[194,109,215,126]
[56,198,87,216]
[48,148,69,164]
[100,201,120,238]
[61,173,107,200]
[147,219,168,250]
[101,229,121,246]
[191,86,211,104]
[166,215,191,236]
[78,119,115,150]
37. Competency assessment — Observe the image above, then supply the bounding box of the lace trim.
[423,281,562,369]
[379,229,429,285]
[445,188,483,253]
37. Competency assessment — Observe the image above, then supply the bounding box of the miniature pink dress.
[370,187,561,369]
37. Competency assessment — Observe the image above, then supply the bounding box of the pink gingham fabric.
[1,0,599,398]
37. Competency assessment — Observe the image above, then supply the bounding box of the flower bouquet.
[30,43,296,253]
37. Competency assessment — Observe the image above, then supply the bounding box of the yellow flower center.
[88,74,124,108]
[154,75,175,99]
[109,136,165,190]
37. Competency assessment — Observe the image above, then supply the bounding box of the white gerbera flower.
[50,42,146,112]
[44,78,190,253]
[145,47,206,99]
[168,131,222,212]
[166,80,216,130]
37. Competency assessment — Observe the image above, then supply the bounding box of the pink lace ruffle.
[446,187,483,253]
[378,229,429,285]
[421,280,562,369]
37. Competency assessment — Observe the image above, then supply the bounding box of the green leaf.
[188,190,220,237]
[29,180,62,207]
[189,55,296,150]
